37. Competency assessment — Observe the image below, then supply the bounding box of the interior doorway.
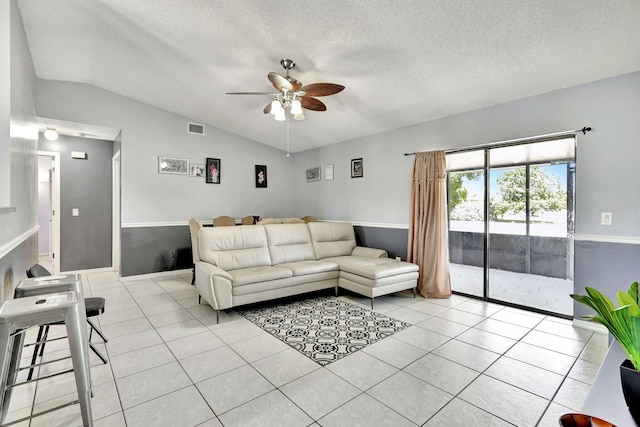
[37,151,60,274]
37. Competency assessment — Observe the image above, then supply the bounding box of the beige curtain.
[407,150,451,298]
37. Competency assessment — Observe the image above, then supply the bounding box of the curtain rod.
[403,126,592,156]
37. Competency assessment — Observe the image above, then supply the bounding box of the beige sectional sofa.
[194,221,419,321]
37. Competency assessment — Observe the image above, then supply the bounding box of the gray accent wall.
[0,0,38,302]
[574,240,640,318]
[40,135,114,271]
[121,226,192,277]
[353,226,409,261]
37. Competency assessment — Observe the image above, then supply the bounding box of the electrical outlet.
[601,212,612,226]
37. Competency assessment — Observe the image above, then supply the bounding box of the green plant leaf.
[629,282,639,305]
[583,287,618,328]
[585,287,616,313]
[572,283,640,369]
[610,306,633,347]
[628,315,640,370]
[618,291,640,317]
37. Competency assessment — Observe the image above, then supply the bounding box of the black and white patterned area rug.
[238,296,411,366]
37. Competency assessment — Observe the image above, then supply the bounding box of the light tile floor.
[5,270,609,426]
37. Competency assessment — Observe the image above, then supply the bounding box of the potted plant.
[571,282,640,421]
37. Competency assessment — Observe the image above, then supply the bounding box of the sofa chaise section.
[307,222,419,307]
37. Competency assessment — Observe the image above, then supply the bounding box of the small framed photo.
[306,166,321,182]
[158,157,189,175]
[189,164,204,177]
[206,158,221,184]
[255,165,267,188]
[351,158,363,178]
[325,164,334,181]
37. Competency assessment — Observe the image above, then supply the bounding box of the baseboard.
[573,318,609,334]
[121,268,192,282]
[61,266,114,275]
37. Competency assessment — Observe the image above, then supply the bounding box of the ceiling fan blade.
[301,97,327,111]
[226,92,273,95]
[263,102,272,114]
[299,83,345,97]
[268,72,293,91]
[289,78,302,91]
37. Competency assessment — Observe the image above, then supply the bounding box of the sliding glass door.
[447,137,576,316]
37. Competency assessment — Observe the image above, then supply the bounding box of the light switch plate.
[601,212,612,226]
[72,208,79,217]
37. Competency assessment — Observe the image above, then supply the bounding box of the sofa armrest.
[351,246,388,258]
[195,262,234,310]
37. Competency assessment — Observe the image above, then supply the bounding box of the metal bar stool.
[0,292,93,426]
[23,266,108,377]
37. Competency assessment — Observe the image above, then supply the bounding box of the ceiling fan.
[226,59,345,121]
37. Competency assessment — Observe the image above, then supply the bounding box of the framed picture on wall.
[351,158,363,178]
[325,164,334,180]
[206,158,221,184]
[189,164,204,177]
[255,165,267,188]
[306,166,321,182]
[158,157,189,175]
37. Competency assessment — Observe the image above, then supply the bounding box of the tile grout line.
[37,271,606,426]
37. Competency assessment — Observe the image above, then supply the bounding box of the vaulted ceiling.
[17,0,640,153]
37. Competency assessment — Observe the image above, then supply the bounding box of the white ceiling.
[17,0,640,153]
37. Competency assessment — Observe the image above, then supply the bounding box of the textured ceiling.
[17,0,640,153]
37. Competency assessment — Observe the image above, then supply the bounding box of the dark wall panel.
[574,240,640,318]
[40,136,113,271]
[121,225,192,276]
[353,226,409,260]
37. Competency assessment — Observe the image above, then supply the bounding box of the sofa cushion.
[199,225,271,271]
[307,222,356,259]
[229,265,292,286]
[276,260,339,277]
[264,223,316,265]
[323,256,419,279]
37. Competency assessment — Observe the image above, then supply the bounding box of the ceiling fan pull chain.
[286,113,290,157]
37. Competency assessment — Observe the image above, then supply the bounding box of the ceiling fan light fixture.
[274,109,286,121]
[293,112,305,121]
[270,99,282,115]
[290,99,302,115]
[44,128,58,141]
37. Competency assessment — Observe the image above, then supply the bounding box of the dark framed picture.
[306,166,321,182]
[255,165,267,188]
[351,158,363,178]
[206,158,220,184]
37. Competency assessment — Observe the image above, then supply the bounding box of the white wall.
[292,71,640,239]
[0,0,38,301]
[35,81,295,225]
[37,155,51,253]
[0,2,10,207]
